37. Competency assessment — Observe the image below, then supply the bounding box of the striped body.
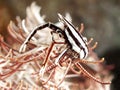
[58,14,88,59]
[19,14,89,60]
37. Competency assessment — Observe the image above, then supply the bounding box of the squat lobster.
[19,14,88,60]
[19,14,111,85]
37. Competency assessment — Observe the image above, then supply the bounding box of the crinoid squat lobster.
[19,14,111,85]
[19,14,88,61]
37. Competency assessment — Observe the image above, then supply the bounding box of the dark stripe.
[50,24,62,31]
[82,48,86,59]
[65,27,87,59]
[67,22,88,51]
[49,24,64,35]
[67,28,86,58]
[65,27,87,58]
[62,16,88,48]
[28,23,50,41]
[65,27,83,49]
[28,23,64,42]
[37,23,49,30]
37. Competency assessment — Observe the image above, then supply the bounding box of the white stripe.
[64,20,86,48]
[55,48,68,64]
[58,14,88,59]
[65,30,81,54]
[65,30,87,59]
[63,19,88,59]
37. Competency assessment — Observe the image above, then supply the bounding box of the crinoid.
[0,2,111,90]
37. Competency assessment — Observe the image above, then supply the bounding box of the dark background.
[0,0,120,90]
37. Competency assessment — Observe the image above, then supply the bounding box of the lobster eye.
[83,37,87,42]
[58,33,63,37]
